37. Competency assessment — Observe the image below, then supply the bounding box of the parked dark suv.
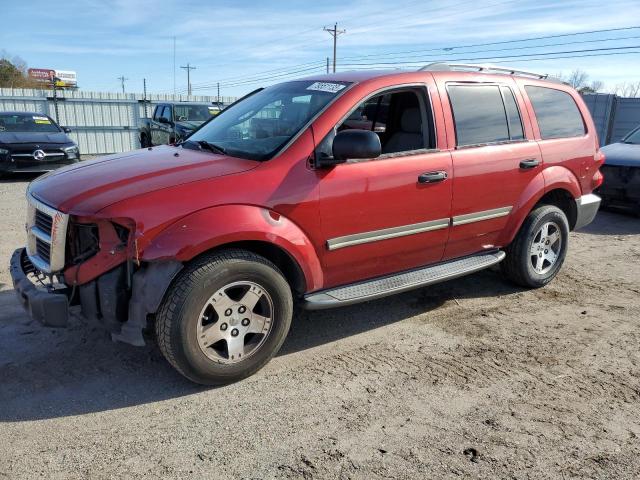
[0,112,80,175]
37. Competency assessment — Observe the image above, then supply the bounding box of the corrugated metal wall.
[583,93,640,145]
[610,98,640,143]
[0,89,236,154]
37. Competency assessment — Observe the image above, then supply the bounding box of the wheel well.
[209,241,307,294]
[536,189,578,230]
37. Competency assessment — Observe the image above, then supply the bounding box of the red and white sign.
[28,68,55,81]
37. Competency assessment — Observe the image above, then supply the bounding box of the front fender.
[140,204,324,291]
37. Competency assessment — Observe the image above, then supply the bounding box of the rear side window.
[501,87,524,140]
[525,86,585,139]
[448,85,511,147]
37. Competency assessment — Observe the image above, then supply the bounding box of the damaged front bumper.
[10,248,70,327]
[10,247,182,346]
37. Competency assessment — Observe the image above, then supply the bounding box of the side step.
[303,250,505,310]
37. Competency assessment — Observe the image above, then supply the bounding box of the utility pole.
[117,75,128,93]
[323,23,346,73]
[217,82,220,105]
[180,63,196,96]
[143,78,149,118]
[326,57,330,74]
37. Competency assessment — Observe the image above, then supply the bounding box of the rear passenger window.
[525,86,585,139]
[501,87,524,140]
[448,85,510,147]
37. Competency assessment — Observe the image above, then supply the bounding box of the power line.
[182,60,325,91]
[324,23,346,73]
[341,25,640,61]
[181,64,326,93]
[342,34,640,63]
[340,44,640,67]
[180,63,196,95]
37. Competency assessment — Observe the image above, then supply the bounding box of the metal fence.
[0,88,237,154]
[583,93,640,145]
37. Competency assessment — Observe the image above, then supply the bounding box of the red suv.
[10,64,604,385]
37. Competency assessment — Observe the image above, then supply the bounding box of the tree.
[556,69,604,94]
[612,81,640,98]
[0,51,40,88]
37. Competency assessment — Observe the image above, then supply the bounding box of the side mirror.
[332,130,381,162]
[62,127,72,133]
[159,116,171,124]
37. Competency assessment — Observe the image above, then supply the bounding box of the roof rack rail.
[418,63,566,83]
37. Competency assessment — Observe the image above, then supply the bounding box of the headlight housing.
[63,145,79,159]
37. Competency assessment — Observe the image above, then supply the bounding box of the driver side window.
[317,88,434,161]
[163,106,173,122]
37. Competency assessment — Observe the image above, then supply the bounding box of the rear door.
[436,79,543,259]
[317,83,453,288]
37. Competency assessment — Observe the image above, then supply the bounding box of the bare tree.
[556,69,604,94]
[612,81,640,97]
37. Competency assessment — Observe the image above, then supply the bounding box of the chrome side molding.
[451,206,512,226]
[326,218,450,251]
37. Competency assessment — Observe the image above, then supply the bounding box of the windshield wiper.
[196,140,227,155]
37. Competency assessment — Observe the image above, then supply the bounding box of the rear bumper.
[573,193,601,230]
[597,164,640,207]
[9,248,69,327]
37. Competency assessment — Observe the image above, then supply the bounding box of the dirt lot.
[1,175,639,479]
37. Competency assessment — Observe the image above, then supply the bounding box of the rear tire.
[501,205,569,288]
[140,133,149,148]
[155,249,293,385]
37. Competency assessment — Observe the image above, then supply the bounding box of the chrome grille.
[35,209,53,232]
[35,237,51,263]
[25,192,69,273]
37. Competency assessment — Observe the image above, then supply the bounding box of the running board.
[303,251,505,310]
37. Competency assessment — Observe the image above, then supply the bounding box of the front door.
[317,86,453,288]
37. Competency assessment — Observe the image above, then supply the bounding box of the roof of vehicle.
[0,111,51,116]
[299,64,567,87]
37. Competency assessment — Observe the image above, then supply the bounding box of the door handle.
[418,171,448,184]
[519,158,540,169]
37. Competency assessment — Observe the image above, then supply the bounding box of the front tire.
[155,249,293,385]
[501,205,569,288]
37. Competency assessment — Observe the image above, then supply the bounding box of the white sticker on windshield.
[306,82,346,93]
[32,116,49,121]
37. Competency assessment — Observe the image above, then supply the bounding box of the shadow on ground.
[581,210,640,235]
[0,172,41,184]
[0,268,520,423]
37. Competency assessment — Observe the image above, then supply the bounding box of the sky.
[2,0,640,98]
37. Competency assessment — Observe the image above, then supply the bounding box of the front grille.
[25,194,69,273]
[35,209,53,232]
[36,237,51,263]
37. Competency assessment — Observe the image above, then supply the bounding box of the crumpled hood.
[601,142,640,167]
[29,145,259,215]
[0,131,71,145]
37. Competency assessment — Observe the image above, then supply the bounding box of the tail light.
[592,150,605,189]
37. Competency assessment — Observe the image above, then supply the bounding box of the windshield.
[174,104,214,122]
[623,127,640,145]
[0,113,61,133]
[186,80,351,160]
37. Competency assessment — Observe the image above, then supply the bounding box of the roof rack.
[418,63,566,83]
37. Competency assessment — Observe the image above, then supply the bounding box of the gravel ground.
[1,176,639,479]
